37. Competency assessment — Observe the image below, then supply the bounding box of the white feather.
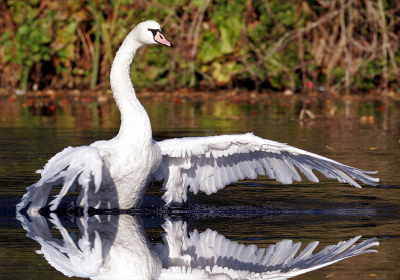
[16,146,103,213]
[17,212,379,280]
[157,220,379,280]
[155,133,379,205]
[17,21,379,213]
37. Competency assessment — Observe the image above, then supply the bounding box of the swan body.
[17,212,379,280]
[17,20,379,213]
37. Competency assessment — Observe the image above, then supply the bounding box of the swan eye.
[148,28,173,47]
[148,28,161,37]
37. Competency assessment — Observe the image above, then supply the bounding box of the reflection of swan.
[17,213,162,280]
[157,221,378,279]
[17,212,379,280]
[17,20,379,214]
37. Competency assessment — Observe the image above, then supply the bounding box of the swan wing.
[157,220,379,279]
[155,133,379,204]
[16,146,104,213]
[17,212,102,278]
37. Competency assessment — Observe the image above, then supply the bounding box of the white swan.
[16,212,379,280]
[16,20,379,213]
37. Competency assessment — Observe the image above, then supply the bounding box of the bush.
[0,0,399,93]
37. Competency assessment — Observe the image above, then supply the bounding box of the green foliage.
[0,0,399,92]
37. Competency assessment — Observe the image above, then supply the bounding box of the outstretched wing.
[16,146,103,213]
[156,220,379,280]
[17,212,102,278]
[154,133,379,204]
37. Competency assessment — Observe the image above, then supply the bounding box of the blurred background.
[1,2,400,279]
[0,0,399,94]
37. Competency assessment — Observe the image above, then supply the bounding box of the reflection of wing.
[17,212,102,278]
[17,211,162,279]
[156,220,379,280]
[155,133,379,204]
[16,146,103,213]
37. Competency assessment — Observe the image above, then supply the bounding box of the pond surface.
[1,93,400,279]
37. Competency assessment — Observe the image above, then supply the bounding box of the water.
[1,93,400,279]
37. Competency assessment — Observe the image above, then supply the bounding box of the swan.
[16,20,379,213]
[16,212,379,279]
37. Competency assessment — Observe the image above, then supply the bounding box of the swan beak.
[154,31,174,47]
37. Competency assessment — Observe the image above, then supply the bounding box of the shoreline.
[1,88,400,101]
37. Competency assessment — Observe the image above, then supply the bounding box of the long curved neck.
[110,31,152,145]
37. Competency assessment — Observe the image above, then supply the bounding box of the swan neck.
[110,37,140,94]
[110,31,152,143]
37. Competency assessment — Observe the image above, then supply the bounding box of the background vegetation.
[0,0,399,93]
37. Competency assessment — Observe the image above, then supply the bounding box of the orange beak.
[154,31,173,47]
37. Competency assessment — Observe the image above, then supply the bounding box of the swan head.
[134,20,173,47]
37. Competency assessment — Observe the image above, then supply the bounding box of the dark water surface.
[1,94,400,279]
